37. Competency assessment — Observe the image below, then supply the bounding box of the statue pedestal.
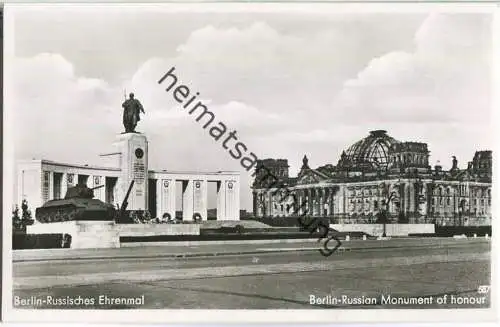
[114,133,149,211]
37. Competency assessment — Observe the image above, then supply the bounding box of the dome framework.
[344,130,399,170]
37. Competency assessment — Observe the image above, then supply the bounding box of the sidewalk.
[13,237,488,263]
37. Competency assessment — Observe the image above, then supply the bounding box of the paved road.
[13,239,491,309]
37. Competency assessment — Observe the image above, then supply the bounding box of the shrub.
[21,199,35,228]
[12,200,35,233]
[235,224,245,234]
[12,205,21,232]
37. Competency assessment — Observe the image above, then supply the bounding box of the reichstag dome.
[343,130,399,171]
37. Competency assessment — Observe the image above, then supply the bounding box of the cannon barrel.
[118,180,135,221]
[90,184,105,190]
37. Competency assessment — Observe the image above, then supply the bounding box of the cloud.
[10,13,493,210]
[332,13,491,126]
[12,53,118,164]
[164,21,365,114]
[11,52,287,210]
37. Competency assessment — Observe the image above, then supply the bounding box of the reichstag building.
[252,130,492,226]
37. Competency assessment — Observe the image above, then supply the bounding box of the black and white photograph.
[2,2,497,323]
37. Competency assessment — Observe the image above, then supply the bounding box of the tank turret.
[65,183,103,199]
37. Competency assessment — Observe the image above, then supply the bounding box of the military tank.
[35,182,133,223]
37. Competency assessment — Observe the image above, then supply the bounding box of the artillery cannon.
[35,181,135,223]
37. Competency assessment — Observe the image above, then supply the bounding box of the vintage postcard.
[2,2,498,324]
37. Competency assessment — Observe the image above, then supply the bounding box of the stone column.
[454,186,459,219]
[296,190,302,216]
[113,133,148,211]
[269,191,274,217]
[300,190,305,216]
[319,188,324,216]
[92,176,105,202]
[253,191,258,217]
[259,191,265,217]
[60,173,68,200]
[419,182,427,217]
[217,180,226,220]
[310,189,315,216]
[316,189,321,216]
[192,180,208,220]
[225,179,239,220]
[48,171,54,200]
[155,177,162,218]
[160,179,176,219]
[215,179,239,221]
[337,185,345,220]
[405,183,411,216]
[270,192,275,217]
[308,189,313,216]
[329,188,334,216]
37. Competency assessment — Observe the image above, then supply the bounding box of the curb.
[13,247,318,263]
[13,240,488,263]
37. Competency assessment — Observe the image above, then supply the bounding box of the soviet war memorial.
[4,4,496,324]
[14,93,241,249]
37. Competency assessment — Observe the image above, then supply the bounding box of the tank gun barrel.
[90,184,105,190]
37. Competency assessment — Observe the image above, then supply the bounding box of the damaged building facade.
[252,130,492,226]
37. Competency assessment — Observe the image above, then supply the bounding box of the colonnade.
[253,179,492,224]
[154,172,240,221]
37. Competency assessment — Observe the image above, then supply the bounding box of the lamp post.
[382,190,399,237]
[415,178,424,224]
[379,179,400,238]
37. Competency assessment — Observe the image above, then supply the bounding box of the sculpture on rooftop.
[302,155,309,169]
[451,156,458,171]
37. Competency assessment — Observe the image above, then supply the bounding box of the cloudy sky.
[7,5,494,210]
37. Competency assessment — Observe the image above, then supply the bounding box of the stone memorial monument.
[114,93,148,211]
[23,92,239,249]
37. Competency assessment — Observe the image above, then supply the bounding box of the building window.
[53,172,63,199]
[78,174,89,185]
[446,198,450,206]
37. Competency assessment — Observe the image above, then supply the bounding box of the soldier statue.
[451,156,458,171]
[122,92,145,133]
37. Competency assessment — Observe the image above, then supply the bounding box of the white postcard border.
[2,1,499,323]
